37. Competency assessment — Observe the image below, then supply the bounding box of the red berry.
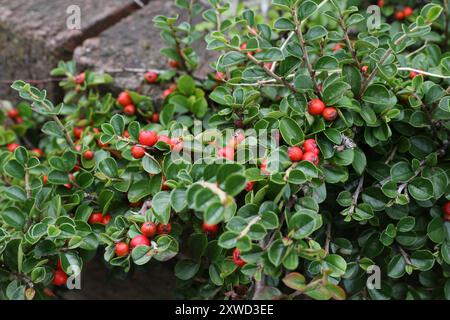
[123,130,130,138]
[123,104,136,116]
[168,59,179,69]
[130,235,150,248]
[361,65,368,73]
[240,43,247,50]
[139,130,158,147]
[161,175,171,191]
[163,88,174,98]
[261,159,269,175]
[151,113,159,123]
[410,71,419,80]
[157,223,172,235]
[332,43,343,52]
[102,214,112,225]
[141,222,157,238]
[214,72,225,81]
[15,116,23,124]
[322,107,338,121]
[377,0,384,7]
[245,181,255,192]
[43,175,48,185]
[131,145,146,159]
[7,109,19,118]
[75,72,85,85]
[75,145,82,152]
[32,148,44,158]
[73,127,83,139]
[308,99,326,116]
[444,201,450,215]
[303,139,317,152]
[88,213,103,225]
[302,152,318,164]
[288,146,303,162]
[395,11,405,21]
[218,146,235,160]
[117,92,133,107]
[403,6,413,17]
[115,242,129,257]
[52,270,68,286]
[202,222,219,236]
[232,248,246,267]
[97,139,108,148]
[83,150,94,160]
[144,71,158,84]
[64,183,73,189]
[7,143,19,152]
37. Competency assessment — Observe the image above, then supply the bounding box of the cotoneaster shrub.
[0,0,449,300]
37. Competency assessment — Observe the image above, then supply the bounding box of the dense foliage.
[0,0,449,300]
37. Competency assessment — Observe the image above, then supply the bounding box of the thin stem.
[359,25,421,96]
[349,176,364,214]
[238,215,262,239]
[24,169,31,198]
[405,41,428,58]
[26,88,76,150]
[384,145,398,165]
[292,6,322,97]
[397,67,450,79]
[246,53,298,93]
[338,14,361,69]
[324,224,331,255]
[270,31,295,72]
[398,245,412,265]
[53,116,76,150]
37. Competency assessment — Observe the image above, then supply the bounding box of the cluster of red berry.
[288,139,320,165]
[394,6,414,21]
[308,98,337,121]
[88,212,112,225]
[7,108,23,124]
[117,91,136,116]
[6,142,43,160]
[114,222,172,257]
[130,129,182,159]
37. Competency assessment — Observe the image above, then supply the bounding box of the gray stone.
[0,0,148,100]
[74,0,217,104]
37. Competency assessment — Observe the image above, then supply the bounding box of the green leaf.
[142,155,162,174]
[1,207,26,230]
[322,82,351,105]
[152,191,171,224]
[175,260,200,280]
[279,117,304,146]
[407,178,434,201]
[323,254,347,277]
[362,84,390,105]
[98,158,118,178]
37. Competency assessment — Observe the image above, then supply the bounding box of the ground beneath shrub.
[60,255,176,300]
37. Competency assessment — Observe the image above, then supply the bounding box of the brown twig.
[292,6,322,97]
[245,53,298,93]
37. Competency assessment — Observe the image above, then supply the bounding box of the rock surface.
[0,0,148,99]
[74,0,217,103]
